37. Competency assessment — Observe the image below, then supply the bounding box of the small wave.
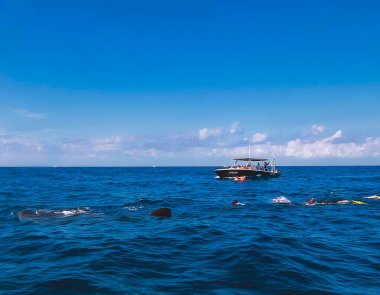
[104,181,126,186]
[121,198,162,207]
[123,205,143,211]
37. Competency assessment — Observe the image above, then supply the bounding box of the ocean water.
[1,166,379,294]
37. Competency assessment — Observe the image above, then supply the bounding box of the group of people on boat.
[215,157,280,179]
[230,161,270,171]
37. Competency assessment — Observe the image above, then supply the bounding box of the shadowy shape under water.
[149,208,171,218]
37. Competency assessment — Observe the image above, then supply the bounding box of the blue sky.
[0,0,379,166]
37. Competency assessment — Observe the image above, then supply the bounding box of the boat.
[214,157,280,179]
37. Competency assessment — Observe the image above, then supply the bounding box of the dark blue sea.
[1,167,379,294]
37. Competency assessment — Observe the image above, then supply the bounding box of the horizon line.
[0,165,379,168]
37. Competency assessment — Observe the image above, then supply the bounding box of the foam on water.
[55,208,90,216]
[123,206,143,211]
[271,196,292,204]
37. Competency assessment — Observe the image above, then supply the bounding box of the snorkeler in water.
[303,197,316,206]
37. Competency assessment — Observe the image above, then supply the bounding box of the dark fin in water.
[231,200,239,206]
[149,208,171,218]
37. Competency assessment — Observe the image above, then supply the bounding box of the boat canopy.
[233,157,268,162]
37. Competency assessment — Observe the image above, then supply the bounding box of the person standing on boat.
[256,162,261,170]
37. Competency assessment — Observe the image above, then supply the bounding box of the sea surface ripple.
[1,167,379,294]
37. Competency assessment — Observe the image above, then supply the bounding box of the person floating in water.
[363,195,380,200]
[302,197,317,206]
[303,198,365,205]
[319,200,330,205]
[233,176,246,181]
[231,200,245,206]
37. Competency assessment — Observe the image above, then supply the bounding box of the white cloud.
[311,124,325,135]
[13,108,46,119]
[198,128,222,140]
[319,130,342,143]
[1,126,380,166]
[92,136,125,152]
[177,130,380,161]
[0,133,48,165]
[270,130,373,159]
[251,132,268,143]
[124,148,159,158]
[61,135,136,154]
[229,122,241,134]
